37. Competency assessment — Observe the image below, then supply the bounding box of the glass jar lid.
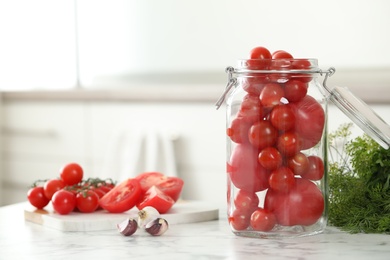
[330,85,390,149]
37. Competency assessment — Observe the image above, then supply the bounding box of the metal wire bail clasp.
[215,66,237,110]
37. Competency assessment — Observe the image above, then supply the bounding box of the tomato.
[229,144,270,192]
[264,178,324,226]
[248,121,278,149]
[99,178,142,213]
[250,46,272,60]
[135,172,184,202]
[270,104,296,131]
[52,190,76,215]
[292,59,312,83]
[43,179,65,200]
[227,117,251,144]
[272,50,293,59]
[277,131,301,156]
[292,59,311,69]
[92,188,106,199]
[284,80,308,102]
[76,190,99,213]
[268,167,296,193]
[27,186,50,209]
[287,152,310,176]
[237,94,264,123]
[97,183,115,193]
[242,77,269,95]
[234,190,259,213]
[291,95,325,150]
[250,208,277,232]
[229,208,251,230]
[247,46,272,70]
[60,163,83,186]
[136,186,175,214]
[258,147,283,171]
[259,83,285,108]
[301,156,324,181]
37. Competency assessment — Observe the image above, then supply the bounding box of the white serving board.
[24,200,219,232]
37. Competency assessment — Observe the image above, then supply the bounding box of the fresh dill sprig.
[328,123,390,234]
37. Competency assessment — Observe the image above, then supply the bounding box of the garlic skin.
[117,218,138,236]
[145,218,169,236]
[137,206,160,228]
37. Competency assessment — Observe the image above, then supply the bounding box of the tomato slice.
[136,186,175,214]
[99,178,141,213]
[135,172,184,202]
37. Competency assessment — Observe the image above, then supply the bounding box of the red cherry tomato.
[270,104,296,131]
[135,172,184,202]
[264,178,324,226]
[258,147,283,171]
[301,156,324,181]
[250,208,277,232]
[27,186,50,209]
[43,179,65,200]
[97,182,115,193]
[60,163,83,186]
[52,190,76,215]
[229,208,251,231]
[268,167,296,193]
[287,152,310,176]
[248,121,278,149]
[247,46,272,70]
[229,144,270,192]
[136,186,175,214]
[234,190,259,213]
[250,46,272,60]
[272,50,293,59]
[277,132,301,156]
[99,178,142,213]
[259,83,285,108]
[284,80,308,102]
[291,95,325,150]
[227,117,251,144]
[76,190,99,213]
[292,59,313,83]
[242,77,269,95]
[92,188,107,199]
[237,94,264,123]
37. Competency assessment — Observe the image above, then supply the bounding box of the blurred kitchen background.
[0,0,390,206]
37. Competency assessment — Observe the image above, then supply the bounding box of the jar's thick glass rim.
[233,58,323,75]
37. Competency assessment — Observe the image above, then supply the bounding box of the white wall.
[1,98,390,206]
[77,0,390,84]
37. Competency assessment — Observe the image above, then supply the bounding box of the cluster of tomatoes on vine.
[27,163,185,216]
[27,163,115,214]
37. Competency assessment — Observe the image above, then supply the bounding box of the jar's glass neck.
[235,58,320,73]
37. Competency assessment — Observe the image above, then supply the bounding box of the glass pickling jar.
[216,57,390,238]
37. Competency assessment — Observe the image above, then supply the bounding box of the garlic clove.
[137,206,160,228]
[117,218,138,236]
[145,218,169,236]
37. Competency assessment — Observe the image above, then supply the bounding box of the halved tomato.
[135,172,184,202]
[99,178,141,213]
[136,186,175,214]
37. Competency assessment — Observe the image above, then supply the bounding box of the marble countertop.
[1,202,390,260]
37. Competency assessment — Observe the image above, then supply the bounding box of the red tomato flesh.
[99,178,142,213]
[135,172,184,202]
[136,186,175,214]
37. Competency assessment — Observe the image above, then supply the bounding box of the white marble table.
[1,202,390,260]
